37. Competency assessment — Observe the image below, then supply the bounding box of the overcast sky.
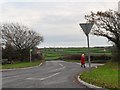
[0,0,119,48]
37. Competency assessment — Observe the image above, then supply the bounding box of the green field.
[41,47,111,61]
[80,62,119,89]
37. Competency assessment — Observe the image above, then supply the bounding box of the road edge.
[1,62,43,72]
[77,75,103,88]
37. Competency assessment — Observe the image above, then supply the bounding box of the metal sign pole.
[30,49,32,63]
[30,50,31,63]
[87,34,91,70]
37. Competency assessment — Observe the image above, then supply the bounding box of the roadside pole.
[87,34,91,69]
[30,49,32,63]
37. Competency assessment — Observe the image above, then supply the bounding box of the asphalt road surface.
[2,60,103,88]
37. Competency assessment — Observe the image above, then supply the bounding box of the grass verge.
[80,61,119,89]
[2,60,42,69]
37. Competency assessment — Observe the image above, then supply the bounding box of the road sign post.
[79,23,93,70]
[87,34,91,69]
[30,49,32,63]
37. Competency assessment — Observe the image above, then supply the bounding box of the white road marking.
[54,66,65,71]
[26,72,60,81]
[76,63,80,65]
[59,63,64,67]
[52,63,66,71]
[26,63,65,81]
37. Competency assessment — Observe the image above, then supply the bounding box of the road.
[2,60,103,88]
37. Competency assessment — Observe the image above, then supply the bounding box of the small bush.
[2,59,11,65]
[90,55,111,61]
[32,53,43,61]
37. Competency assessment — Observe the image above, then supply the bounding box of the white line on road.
[59,63,64,67]
[26,72,60,81]
[54,66,65,71]
[76,63,80,65]
[52,63,65,71]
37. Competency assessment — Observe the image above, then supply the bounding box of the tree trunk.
[112,46,120,62]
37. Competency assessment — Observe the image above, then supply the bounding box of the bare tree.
[85,10,120,61]
[1,23,43,50]
[1,23,43,61]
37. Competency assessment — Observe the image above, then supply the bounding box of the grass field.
[2,60,42,69]
[41,47,111,60]
[80,61,119,89]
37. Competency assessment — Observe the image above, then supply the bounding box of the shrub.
[32,53,43,61]
[90,55,111,61]
[2,59,11,65]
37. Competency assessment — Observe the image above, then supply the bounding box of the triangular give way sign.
[79,23,94,36]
